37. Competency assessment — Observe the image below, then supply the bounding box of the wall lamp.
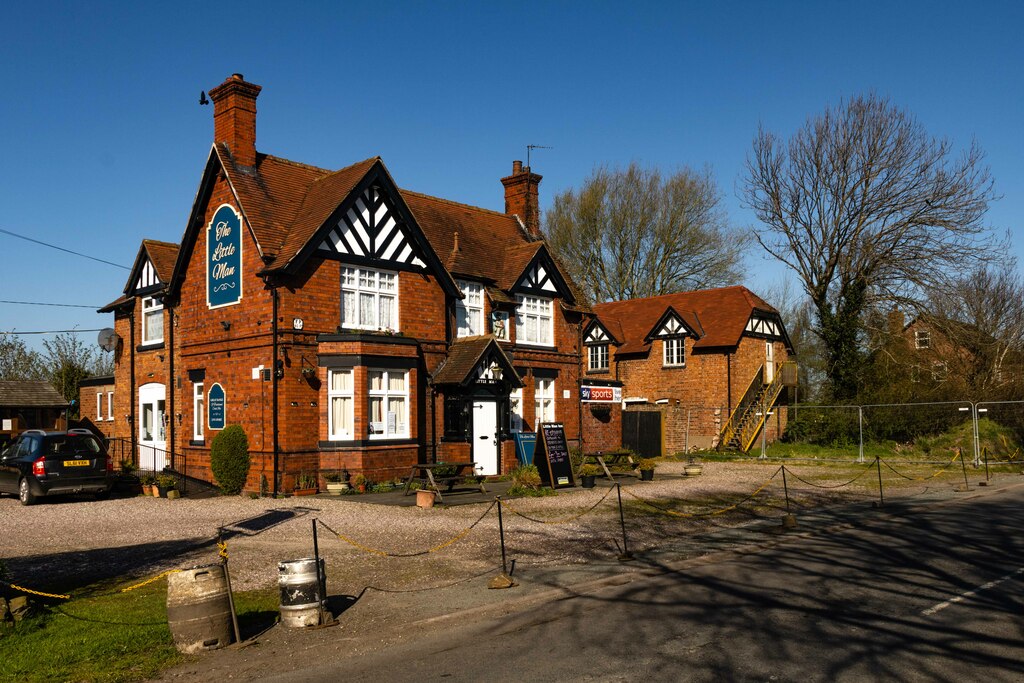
[221,321,231,331]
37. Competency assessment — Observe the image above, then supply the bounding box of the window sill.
[587,369,610,375]
[320,438,416,449]
[662,364,686,370]
[188,440,205,447]
[137,342,165,352]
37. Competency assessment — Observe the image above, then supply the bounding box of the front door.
[765,342,775,384]
[472,400,499,476]
[138,383,166,471]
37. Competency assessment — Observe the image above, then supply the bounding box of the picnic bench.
[403,462,487,503]
[579,450,638,479]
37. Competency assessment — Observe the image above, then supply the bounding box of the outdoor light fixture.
[221,321,231,331]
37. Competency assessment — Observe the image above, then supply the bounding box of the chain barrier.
[983,446,1022,463]
[501,484,616,525]
[880,451,960,482]
[621,467,782,518]
[783,461,876,489]
[318,500,496,558]
[0,579,70,600]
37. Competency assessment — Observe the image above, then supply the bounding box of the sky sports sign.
[580,385,622,403]
[207,204,243,309]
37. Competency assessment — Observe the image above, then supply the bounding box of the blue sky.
[1,1,1021,352]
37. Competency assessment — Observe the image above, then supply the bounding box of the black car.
[0,429,113,505]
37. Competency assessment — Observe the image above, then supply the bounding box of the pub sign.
[207,204,243,309]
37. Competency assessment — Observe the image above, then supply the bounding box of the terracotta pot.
[293,488,317,497]
[416,489,436,508]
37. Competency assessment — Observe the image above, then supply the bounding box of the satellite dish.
[97,328,120,353]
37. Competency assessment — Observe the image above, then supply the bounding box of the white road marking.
[921,566,1024,616]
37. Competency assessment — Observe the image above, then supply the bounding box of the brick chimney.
[501,160,543,239]
[208,74,262,168]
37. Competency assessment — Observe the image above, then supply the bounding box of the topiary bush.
[210,425,250,494]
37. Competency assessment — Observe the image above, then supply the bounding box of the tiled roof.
[431,335,518,386]
[142,240,180,283]
[0,381,67,408]
[216,145,548,289]
[98,295,132,313]
[593,286,778,355]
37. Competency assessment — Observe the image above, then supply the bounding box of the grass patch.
[0,580,278,683]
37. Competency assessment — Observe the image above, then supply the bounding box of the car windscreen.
[41,435,103,456]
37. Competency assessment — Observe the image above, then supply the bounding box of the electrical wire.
[0,300,101,309]
[0,227,130,270]
[1,328,105,335]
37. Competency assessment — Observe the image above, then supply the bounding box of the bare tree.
[545,163,746,302]
[0,333,46,381]
[741,93,1000,400]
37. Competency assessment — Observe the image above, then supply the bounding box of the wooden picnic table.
[403,462,487,503]
[580,450,638,479]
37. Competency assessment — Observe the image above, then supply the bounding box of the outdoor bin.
[278,557,327,628]
[166,564,234,653]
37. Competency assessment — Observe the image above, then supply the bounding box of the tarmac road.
[265,483,1024,682]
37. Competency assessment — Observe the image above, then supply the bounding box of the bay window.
[369,369,408,439]
[328,369,354,440]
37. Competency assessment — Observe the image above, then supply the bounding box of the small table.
[580,450,638,479]
[403,462,487,503]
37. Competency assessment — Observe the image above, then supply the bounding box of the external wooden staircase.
[718,362,796,453]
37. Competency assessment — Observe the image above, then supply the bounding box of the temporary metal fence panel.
[861,401,973,463]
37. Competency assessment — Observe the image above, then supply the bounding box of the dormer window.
[588,344,609,372]
[515,295,553,346]
[456,280,484,337]
[341,266,398,331]
[915,330,931,349]
[142,296,163,345]
[663,338,685,367]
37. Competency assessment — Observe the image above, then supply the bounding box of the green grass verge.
[0,581,278,683]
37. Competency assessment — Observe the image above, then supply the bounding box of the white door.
[472,400,499,476]
[139,383,167,471]
[765,342,775,384]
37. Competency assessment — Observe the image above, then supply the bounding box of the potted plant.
[294,471,318,496]
[351,473,367,493]
[684,456,703,477]
[324,471,346,496]
[637,458,657,481]
[579,464,601,489]
[140,473,157,496]
[156,474,177,498]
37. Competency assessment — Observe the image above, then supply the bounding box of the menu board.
[536,422,575,488]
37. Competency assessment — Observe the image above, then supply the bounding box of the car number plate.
[63,459,90,467]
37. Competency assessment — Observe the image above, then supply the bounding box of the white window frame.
[455,280,485,337]
[588,344,609,371]
[663,338,685,367]
[193,383,204,441]
[915,330,931,350]
[142,296,164,345]
[327,369,354,440]
[341,266,399,332]
[509,387,524,433]
[534,377,555,429]
[96,393,103,420]
[515,295,554,347]
[368,369,409,439]
[106,391,114,421]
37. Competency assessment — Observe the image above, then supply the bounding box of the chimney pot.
[512,160,523,174]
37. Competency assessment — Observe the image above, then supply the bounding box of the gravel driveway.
[0,460,934,596]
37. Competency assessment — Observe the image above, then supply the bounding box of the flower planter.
[580,475,596,489]
[326,483,347,496]
[157,485,173,498]
[166,489,181,500]
[684,465,703,477]
[293,488,317,497]
[640,469,655,481]
[415,489,436,508]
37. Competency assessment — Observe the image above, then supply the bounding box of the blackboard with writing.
[536,422,575,488]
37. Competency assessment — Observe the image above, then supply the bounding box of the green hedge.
[210,425,250,494]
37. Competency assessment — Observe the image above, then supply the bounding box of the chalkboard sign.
[513,432,537,465]
[536,422,575,488]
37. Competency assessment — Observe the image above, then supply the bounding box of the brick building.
[584,286,794,455]
[101,74,587,494]
[76,375,115,440]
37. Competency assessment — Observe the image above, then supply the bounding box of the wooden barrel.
[278,558,326,628]
[166,565,234,653]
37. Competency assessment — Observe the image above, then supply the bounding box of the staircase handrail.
[718,364,766,448]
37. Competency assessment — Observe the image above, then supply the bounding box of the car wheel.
[19,478,36,506]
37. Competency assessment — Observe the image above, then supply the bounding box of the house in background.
[0,381,69,447]
[584,286,795,456]
[77,375,115,440]
[100,74,587,493]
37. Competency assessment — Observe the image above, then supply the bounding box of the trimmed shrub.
[210,425,250,494]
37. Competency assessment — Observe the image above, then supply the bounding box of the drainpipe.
[272,286,280,497]
[168,302,175,471]
[129,308,136,465]
[576,319,584,453]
